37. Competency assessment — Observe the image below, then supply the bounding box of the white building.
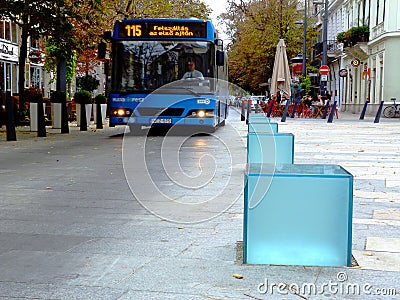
[0,18,19,94]
[317,0,400,115]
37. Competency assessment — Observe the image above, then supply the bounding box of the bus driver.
[182,61,204,80]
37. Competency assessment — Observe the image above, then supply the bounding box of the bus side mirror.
[216,50,225,66]
[98,42,106,59]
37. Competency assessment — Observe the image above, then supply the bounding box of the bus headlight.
[187,110,214,117]
[111,108,132,117]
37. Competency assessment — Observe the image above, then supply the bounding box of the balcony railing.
[371,22,384,40]
[342,35,369,48]
[313,40,342,57]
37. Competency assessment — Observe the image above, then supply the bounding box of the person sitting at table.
[317,94,325,105]
[302,95,315,114]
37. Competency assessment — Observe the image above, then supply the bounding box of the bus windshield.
[111,40,214,93]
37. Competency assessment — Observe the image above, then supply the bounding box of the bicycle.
[383,98,400,118]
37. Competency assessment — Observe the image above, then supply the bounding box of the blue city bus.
[107,18,229,134]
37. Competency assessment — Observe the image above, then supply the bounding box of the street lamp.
[294,0,308,76]
[313,0,329,96]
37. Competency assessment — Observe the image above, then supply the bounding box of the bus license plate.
[151,118,172,124]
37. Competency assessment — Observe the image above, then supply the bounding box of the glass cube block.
[247,133,294,164]
[248,122,278,134]
[248,114,270,122]
[244,164,353,266]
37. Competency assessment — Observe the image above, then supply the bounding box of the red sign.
[351,59,360,67]
[319,65,330,75]
[292,63,303,76]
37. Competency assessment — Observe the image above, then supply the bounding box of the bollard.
[241,100,245,121]
[374,101,384,123]
[327,101,337,123]
[280,101,290,122]
[80,104,88,131]
[96,103,103,129]
[359,101,369,120]
[5,91,16,141]
[246,100,251,124]
[61,93,69,134]
[290,102,298,118]
[37,94,46,137]
[266,99,274,118]
[321,101,330,119]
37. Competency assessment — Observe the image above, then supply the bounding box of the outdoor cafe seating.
[262,100,338,119]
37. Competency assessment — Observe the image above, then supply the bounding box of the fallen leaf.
[178,226,185,230]
[233,273,243,279]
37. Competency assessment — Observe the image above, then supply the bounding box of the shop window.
[0,20,3,40]
[5,21,10,41]
[30,67,41,88]
[0,62,4,92]
[11,22,18,43]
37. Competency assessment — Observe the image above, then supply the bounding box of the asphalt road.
[0,108,399,299]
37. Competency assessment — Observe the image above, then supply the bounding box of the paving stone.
[366,237,400,252]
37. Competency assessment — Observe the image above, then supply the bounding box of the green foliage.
[299,75,311,95]
[50,91,66,103]
[94,94,107,104]
[336,32,345,43]
[76,75,99,92]
[74,90,93,104]
[336,25,369,45]
[224,0,318,94]
[44,39,77,85]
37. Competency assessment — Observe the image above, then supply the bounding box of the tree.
[0,0,70,116]
[1,0,212,108]
[76,75,99,92]
[222,0,317,95]
[119,0,210,19]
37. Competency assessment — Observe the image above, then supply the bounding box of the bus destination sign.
[118,21,207,39]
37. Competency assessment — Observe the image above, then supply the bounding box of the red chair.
[301,104,313,118]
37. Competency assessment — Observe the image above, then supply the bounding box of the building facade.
[312,0,400,115]
[0,18,19,94]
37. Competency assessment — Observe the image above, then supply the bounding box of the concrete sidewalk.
[0,110,399,299]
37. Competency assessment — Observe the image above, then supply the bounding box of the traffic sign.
[351,59,360,67]
[319,65,330,75]
[320,74,328,81]
[339,69,348,77]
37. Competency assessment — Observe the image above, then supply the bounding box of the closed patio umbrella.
[270,39,292,100]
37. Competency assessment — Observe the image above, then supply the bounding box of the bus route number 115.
[125,25,142,37]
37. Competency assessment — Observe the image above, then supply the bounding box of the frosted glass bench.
[247,133,294,164]
[243,163,353,266]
